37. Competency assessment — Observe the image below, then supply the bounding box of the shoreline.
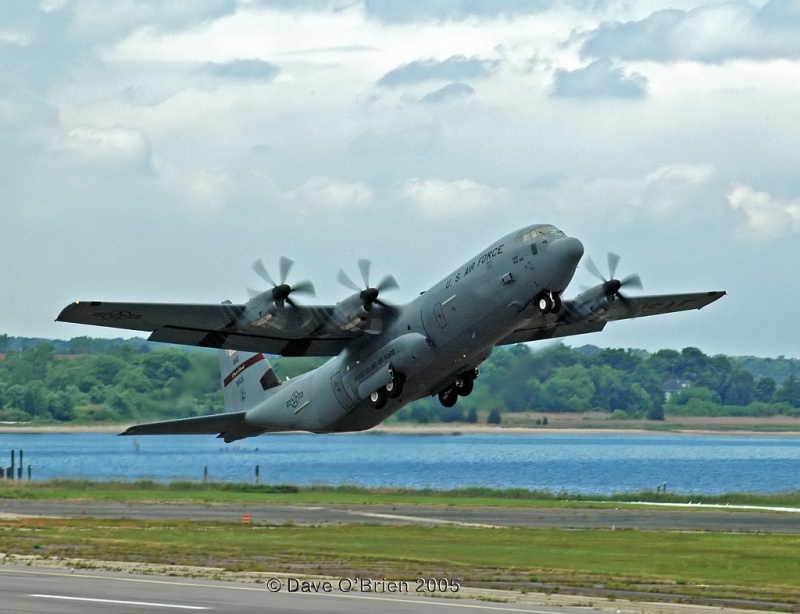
[2,418,800,436]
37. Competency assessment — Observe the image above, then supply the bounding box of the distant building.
[663,379,691,402]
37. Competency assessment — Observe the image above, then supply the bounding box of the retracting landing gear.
[370,388,387,410]
[536,290,561,314]
[370,367,405,409]
[437,367,480,407]
[385,373,405,398]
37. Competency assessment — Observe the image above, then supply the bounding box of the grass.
[3,479,800,509]
[2,517,799,605]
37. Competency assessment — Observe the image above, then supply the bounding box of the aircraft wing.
[119,412,294,443]
[57,301,364,357]
[499,291,726,345]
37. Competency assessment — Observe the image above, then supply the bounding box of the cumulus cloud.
[203,58,280,80]
[551,58,647,98]
[539,164,716,223]
[419,82,474,104]
[727,184,800,242]
[52,125,153,174]
[581,1,800,63]
[378,55,498,87]
[364,0,599,23]
[287,176,372,209]
[401,178,501,217]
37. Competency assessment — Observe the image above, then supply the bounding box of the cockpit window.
[517,225,564,242]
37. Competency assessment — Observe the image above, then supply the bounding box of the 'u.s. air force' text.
[445,244,504,289]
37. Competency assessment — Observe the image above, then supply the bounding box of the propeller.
[337,258,399,311]
[584,252,643,309]
[249,256,315,307]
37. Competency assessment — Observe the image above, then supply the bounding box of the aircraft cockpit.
[517,224,565,243]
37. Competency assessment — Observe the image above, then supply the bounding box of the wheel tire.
[370,389,387,410]
[386,377,404,398]
[439,388,458,408]
[455,377,474,397]
[537,293,553,314]
[551,294,562,313]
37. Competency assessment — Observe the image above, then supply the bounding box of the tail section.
[219,349,281,413]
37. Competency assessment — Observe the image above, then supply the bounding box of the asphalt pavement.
[1,499,799,533]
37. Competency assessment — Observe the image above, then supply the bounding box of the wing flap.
[603,291,726,321]
[119,412,292,443]
[57,302,243,333]
[58,301,355,357]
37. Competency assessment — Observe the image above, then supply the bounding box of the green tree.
[536,365,594,412]
[754,377,777,403]
[722,370,755,406]
[775,375,800,408]
[487,408,502,424]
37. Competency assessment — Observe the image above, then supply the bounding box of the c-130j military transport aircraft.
[58,224,724,442]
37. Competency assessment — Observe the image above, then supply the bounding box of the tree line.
[0,335,799,425]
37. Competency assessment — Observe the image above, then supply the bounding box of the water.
[1,432,799,495]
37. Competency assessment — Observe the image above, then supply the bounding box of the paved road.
[2,499,799,533]
[0,564,611,614]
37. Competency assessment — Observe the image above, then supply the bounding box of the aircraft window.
[518,225,564,242]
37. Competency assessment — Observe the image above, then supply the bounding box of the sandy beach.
[2,414,800,436]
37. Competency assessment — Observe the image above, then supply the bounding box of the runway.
[1,499,799,533]
[0,563,622,614]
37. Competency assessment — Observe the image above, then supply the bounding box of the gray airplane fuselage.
[244,225,584,433]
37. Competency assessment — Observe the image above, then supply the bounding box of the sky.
[2,0,799,358]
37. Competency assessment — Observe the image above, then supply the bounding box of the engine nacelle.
[332,294,371,331]
[568,284,615,319]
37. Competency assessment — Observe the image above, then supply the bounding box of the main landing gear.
[437,368,479,408]
[369,370,405,410]
[536,290,561,314]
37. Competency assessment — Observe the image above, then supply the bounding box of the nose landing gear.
[536,291,561,314]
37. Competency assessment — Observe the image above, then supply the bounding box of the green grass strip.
[3,480,800,509]
[2,518,799,593]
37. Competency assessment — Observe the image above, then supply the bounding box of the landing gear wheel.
[370,389,387,410]
[385,376,404,399]
[438,388,458,408]
[551,294,562,313]
[537,293,553,314]
[455,377,474,397]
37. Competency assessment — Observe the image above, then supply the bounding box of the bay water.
[1,431,799,495]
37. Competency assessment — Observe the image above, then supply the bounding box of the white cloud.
[52,125,153,174]
[287,176,372,210]
[727,184,800,241]
[540,164,717,223]
[401,178,502,217]
[582,2,800,63]
[0,29,31,45]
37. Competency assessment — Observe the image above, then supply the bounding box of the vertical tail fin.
[218,349,282,413]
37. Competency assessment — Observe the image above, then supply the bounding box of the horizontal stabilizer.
[119,412,290,443]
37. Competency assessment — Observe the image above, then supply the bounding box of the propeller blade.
[620,273,643,291]
[376,274,399,293]
[607,252,620,280]
[584,256,606,283]
[616,293,636,316]
[291,279,316,297]
[337,269,362,293]
[252,258,276,287]
[246,287,262,300]
[279,256,294,285]
[358,259,371,288]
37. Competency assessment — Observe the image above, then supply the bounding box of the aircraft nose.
[542,236,584,293]
[548,236,584,267]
